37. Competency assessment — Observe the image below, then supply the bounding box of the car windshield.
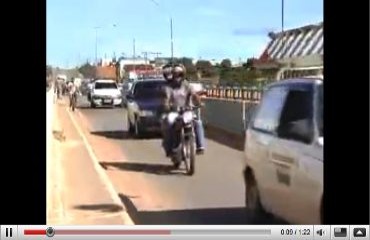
[95,82,117,89]
[133,81,166,99]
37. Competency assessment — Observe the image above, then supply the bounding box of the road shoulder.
[47,99,133,224]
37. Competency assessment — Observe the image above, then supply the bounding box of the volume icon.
[316,229,325,236]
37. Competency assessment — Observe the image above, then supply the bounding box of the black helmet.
[172,64,186,77]
[172,63,186,84]
[162,64,173,82]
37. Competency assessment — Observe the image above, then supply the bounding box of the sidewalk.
[47,98,133,224]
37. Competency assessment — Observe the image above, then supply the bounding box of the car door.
[246,85,289,212]
[283,83,323,224]
[268,83,323,223]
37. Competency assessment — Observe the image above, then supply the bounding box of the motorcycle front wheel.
[183,134,196,176]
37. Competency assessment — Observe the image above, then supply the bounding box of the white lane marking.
[66,107,134,225]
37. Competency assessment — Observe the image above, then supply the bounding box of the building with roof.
[117,57,149,79]
[253,22,323,80]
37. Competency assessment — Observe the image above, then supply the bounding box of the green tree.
[195,60,218,78]
[179,57,197,79]
[195,60,212,70]
[244,58,256,70]
[219,59,233,81]
[78,62,96,78]
[220,59,232,68]
[46,65,52,77]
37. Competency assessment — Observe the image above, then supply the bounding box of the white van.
[243,78,323,224]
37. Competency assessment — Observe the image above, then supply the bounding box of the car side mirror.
[277,119,314,144]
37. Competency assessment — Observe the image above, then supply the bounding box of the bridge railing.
[205,87,263,102]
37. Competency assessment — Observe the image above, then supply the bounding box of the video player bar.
[1,225,368,240]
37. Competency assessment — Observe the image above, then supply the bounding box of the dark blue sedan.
[126,79,166,137]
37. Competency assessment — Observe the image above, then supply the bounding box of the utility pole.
[281,0,285,56]
[94,27,100,66]
[142,52,149,65]
[142,51,162,62]
[150,52,162,59]
[142,51,149,72]
[133,38,136,73]
[170,17,174,64]
[142,51,163,69]
[148,0,174,65]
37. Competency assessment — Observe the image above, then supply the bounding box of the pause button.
[6,228,13,237]
[1,226,17,239]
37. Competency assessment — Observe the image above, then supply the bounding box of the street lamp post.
[281,0,285,56]
[94,27,100,65]
[133,38,136,73]
[170,17,174,63]
[94,24,117,66]
[149,0,174,64]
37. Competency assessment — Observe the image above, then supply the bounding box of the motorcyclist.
[68,79,80,109]
[160,63,206,159]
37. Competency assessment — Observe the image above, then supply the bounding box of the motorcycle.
[169,106,197,176]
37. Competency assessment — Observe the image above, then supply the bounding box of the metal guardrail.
[205,87,263,101]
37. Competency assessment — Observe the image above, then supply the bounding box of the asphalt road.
[68,96,286,225]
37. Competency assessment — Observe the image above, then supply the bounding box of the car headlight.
[115,94,122,98]
[139,110,154,117]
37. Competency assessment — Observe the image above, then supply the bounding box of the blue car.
[126,79,166,137]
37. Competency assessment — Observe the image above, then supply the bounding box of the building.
[117,57,148,79]
[99,58,114,67]
[253,22,323,80]
[154,57,172,67]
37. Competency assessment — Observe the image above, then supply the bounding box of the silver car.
[243,78,323,224]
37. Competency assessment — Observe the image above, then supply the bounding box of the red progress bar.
[24,230,46,235]
[55,230,171,235]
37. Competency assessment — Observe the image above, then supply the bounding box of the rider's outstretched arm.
[159,87,171,114]
[188,85,201,107]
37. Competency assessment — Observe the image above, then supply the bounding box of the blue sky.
[47,0,323,68]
